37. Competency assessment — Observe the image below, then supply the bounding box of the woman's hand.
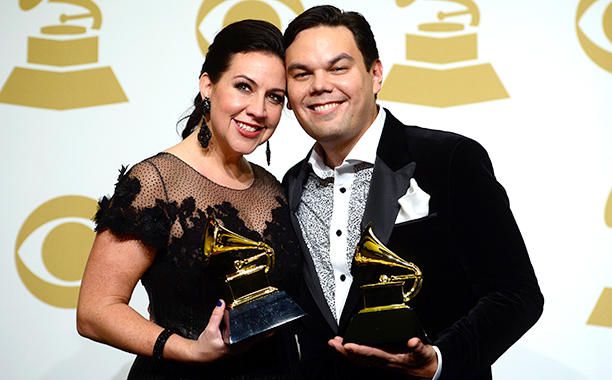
[188,299,230,362]
[78,231,232,364]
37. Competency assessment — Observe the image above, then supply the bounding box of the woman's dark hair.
[283,5,379,70]
[180,19,284,140]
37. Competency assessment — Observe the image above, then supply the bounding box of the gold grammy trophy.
[344,225,428,346]
[0,0,127,109]
[379,0,508,107]
[203,217,304,345]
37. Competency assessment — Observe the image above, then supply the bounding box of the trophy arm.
[50,0,102,29]
[396,263,423,303]
[262,245,274,273]
[436,0,480,26]
[232,244,274,272]
[377,266,423,303]
[234,251,267,271]
[226,264,268,282]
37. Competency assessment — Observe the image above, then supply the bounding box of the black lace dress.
[94,152,302,379]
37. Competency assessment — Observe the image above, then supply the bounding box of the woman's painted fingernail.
[216,299,223,307]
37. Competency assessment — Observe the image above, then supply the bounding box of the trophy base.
[224,290,305,345]
[379,63,508,107]
[343,305,428,347]
[0,66,127,110]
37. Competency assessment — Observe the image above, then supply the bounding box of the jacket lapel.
[361,159,416,243]
[339,110,417,330]
[287,152,339,333]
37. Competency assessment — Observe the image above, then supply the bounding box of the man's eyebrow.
[329,53,354,66]
[286,62,309,72]
[287,53,355,72]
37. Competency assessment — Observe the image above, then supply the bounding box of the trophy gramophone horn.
[19,0,43,10]
[203,217,274,272]
[355,224,423,303]
[355,224,416,270]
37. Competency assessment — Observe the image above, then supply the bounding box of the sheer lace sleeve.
[94,161,177,250]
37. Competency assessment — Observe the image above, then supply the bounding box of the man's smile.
[307,101,345,115]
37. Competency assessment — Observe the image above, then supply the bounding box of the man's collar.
[308,107,386,178]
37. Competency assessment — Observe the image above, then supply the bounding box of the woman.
[77,20,300,379]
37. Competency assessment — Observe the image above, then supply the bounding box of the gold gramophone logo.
[196,0,304,55]
[379,0,508,107]
[15,196,97,308]
[587,189,612,328]
[0,0,127,110]
[576,0,612,72]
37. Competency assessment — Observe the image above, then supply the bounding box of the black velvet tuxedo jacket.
[282,110,543,380]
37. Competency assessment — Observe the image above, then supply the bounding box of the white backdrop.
[1,1,610,379]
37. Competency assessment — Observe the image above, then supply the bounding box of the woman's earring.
[198,123,211,149]
[198,97,212,148]
[202,97,211,113]
[266,140,271,166]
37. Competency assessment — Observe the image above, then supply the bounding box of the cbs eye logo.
[196,0,304,55]
[576,0,612,72]
[15,196,97,308]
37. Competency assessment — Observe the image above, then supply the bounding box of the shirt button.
[340,187,346,193]
[336,229,342,236]
[340,274,346,281]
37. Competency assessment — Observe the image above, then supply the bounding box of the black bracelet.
[153,328,174,361]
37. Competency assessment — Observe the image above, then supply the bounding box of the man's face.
[285,26,382,150]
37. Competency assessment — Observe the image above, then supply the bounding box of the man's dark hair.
[283,5,379,70]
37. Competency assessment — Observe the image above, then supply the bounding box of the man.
[282,5,543,380]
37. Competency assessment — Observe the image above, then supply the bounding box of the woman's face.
[201,51,286,157]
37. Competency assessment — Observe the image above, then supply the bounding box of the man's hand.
[328,336,438,379]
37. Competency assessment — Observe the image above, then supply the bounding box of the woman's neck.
[166,128,254,189]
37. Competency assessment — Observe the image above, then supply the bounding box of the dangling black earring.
[198,123,211,149]
[198,97,212,148]
[202,97,211,113]
[266,140,271,166]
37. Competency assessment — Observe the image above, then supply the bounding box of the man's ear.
[371,59,383,95]
[199,73,213,99]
